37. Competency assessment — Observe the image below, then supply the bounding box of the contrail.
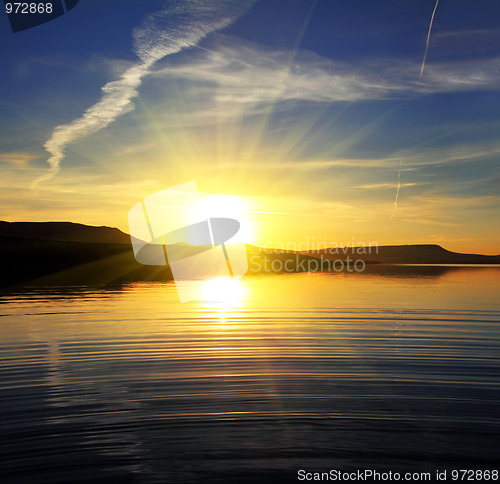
[34,0,255,186]
[420,0,440,78]
[390,159,403,220]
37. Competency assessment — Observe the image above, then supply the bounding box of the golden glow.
[202,194,255,244]
[198,276,246,309]
[4,30,497,257]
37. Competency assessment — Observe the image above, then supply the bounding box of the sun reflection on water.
[197,277,247,318]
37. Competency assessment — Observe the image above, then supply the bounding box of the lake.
[1,267,499,483]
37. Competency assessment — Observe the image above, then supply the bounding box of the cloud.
[419,0,440,78]
[432,29,500,57]
[351,182,417,190]
[37,0,255,186]
[235,139,500,171]
[151,38,500,108]
[0,152,39,168]
[153,42,405,105]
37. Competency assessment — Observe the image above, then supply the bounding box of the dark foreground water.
[1,267,499,483]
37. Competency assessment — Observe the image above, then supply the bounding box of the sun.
[201,194,255,244]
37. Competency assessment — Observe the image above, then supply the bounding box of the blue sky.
[1,0,499,253]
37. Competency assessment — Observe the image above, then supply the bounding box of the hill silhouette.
[0,221,170,287]
[302,244,500,265]
[0,221,498,287]
[0,221,130,244]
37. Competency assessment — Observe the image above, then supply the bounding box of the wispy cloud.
[352,182,417,190]
[0,152,39,168]
[36,0,255,185]
[238,142,500,171]
[431,29,500,57]
[152,38,500,109]
[153,42,406,104]
[420,0,440,77]
[390,160,403,220]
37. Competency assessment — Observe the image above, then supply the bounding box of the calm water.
[1,267,499,483]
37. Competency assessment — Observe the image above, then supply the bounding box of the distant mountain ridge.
[0,221,498,287]
[302,244,500,265]
[0,224,165,287]
[1,221,498,262]
[0,221,130,244]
